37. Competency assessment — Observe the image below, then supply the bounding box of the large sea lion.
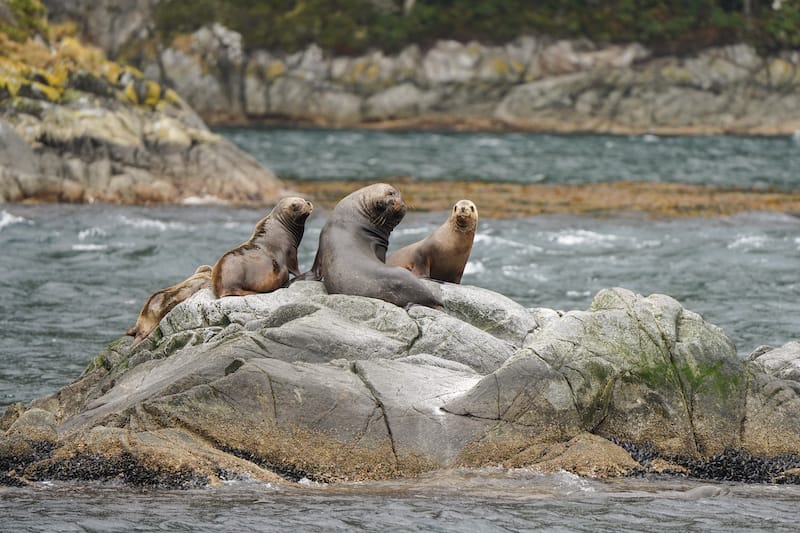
[212,196,313,297]
[126,264,213,346]
[387,199,478,283]
[297,183,442,309]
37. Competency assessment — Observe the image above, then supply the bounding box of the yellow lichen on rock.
[264,59,286,81]
[142,80,162,106]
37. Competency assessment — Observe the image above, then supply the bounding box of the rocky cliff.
[147,32,800,135]
[2,283,799,488]
[40,0,800,135]
[0,1,287,205]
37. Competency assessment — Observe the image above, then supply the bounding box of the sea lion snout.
[294,199,313,213]
[284,197,314,219]
[453,200,478,229]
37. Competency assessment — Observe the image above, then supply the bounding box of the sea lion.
[212,196,313,297]
[387,199,478,283]
[296,183,442,309]
[126,264,213,346]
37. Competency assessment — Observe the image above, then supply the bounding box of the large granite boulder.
[2,283,799,487]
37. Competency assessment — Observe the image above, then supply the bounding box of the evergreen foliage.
[153,0,800,55]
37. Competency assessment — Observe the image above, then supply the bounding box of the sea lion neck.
[273,209,307,246]
[452,215,477,233]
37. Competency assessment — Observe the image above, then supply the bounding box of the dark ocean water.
[218,127,800,189]
[1,129,799,530]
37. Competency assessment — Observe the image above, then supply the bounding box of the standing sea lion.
[212,196,313,297]
[126,264,213,346]
[297,183,441,309]
[387,199,478,283]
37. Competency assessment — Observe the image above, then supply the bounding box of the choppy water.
[219,127,800,188]
[2,472,800,532]
[1,129,799,529]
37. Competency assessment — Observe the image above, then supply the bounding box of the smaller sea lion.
[387,199,478,283]
[126,264,213,346]
[212,196,313,298]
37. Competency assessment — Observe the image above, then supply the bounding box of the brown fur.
[212,196,313,298]
[126,264,213,346]
[387,199,478,283]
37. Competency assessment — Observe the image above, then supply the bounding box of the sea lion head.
[280,196,314,221]
[268,196,314,245]
[451,199,478,232]
[353,183,407,232]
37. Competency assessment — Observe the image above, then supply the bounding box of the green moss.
[677,360,744,398]
[633,358,681,391]
[634,357,743,399]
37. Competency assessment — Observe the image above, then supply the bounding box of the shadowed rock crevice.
[350,362,399,468]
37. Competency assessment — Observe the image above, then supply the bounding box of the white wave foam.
[0,210,30,231]
[554,470,596,493]
[118,215,189,232]
[181,195,227,205]
[463,260,485,275]
[566,290,591,298]
[636,239,662,249]
[78,227,108,240]
[474,137,503,147]
[642,134,660,143]
[72,244,109,251]
[550,229,618,247]
[727,235,768,249]
[474,233,541,251]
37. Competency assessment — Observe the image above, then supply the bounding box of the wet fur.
[126,264,213,346]
[212,197,312,297]
[387,199,478,283]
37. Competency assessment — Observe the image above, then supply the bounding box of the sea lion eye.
[470,205,475,212]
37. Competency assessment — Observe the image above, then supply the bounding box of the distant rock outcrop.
[37,1,800,134]
[0,3,287,205]
[2,283,799,487]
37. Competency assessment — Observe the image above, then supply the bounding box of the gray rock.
[364,83,427,120]
[2,282,798,486]
[744,342,800,455]
[445,287,743,456]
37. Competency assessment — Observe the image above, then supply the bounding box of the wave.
[474,233,541,251]
[727,234,768,250]
[0,210,30,231]
[117,215,187,232]
[78,227,108,241]
[71,244,109,251]
[549,229,618,247]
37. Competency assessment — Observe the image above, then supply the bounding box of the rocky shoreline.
[0,9,287,205]
[131,25,800,136]
[2,283,800,488]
